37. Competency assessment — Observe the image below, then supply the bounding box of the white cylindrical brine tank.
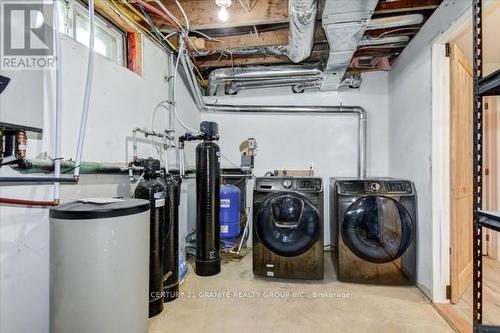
[49,199,150,333]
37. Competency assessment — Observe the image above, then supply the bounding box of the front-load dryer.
[330,178,417,285]
[253,177,323,280]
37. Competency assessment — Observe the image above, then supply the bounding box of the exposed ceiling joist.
[197,55,290,68]
[374,0,441,14]
[191,29,288,51]
[190,26,326,52]
[154,0,289,30]
[100,0,444,78]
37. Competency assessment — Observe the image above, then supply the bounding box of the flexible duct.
[288,0,317,63]
[180,52,367,178]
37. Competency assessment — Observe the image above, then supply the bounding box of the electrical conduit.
[73,0,95,179]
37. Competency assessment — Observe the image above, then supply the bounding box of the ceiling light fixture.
[216,0,231,22]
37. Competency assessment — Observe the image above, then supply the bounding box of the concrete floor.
[149,252,453,333]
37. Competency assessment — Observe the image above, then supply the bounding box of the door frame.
[430,8,471,303]
[431,1,500,304]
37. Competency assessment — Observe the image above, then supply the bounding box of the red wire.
[134,0,182,32]
[134,0,193,55]
[0,198,58,206]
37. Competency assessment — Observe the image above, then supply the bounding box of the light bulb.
[218,6,229,22]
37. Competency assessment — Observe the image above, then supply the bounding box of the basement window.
[57,0,126,66]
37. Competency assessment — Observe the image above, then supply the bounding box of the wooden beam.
[95,0,144,74]
[150,0,289,30]
[197,55,290,68]
[192,29,288,51]
[375,0,442,14]
[190,26,326,51]
[196,52,324,68]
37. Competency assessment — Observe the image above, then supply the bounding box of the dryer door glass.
[341,196,414,263]
[255,193,320,257]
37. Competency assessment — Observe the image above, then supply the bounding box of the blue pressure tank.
[220,184,241,239]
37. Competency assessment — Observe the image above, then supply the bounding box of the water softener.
[133,158,166,317]
[162,173,182,302]
[179,121,221,276]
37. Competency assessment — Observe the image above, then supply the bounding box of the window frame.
[58,0,128,67]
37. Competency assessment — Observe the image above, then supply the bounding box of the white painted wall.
[452,1,500,76]
[0,36,199,333]
[202,71,389,246]
[388,0,471,298]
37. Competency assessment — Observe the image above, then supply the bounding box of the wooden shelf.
[478,210,500,232]
[479,69,500,96]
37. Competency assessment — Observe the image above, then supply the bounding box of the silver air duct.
[288,0,318,63]
[226,71,362,95]
[180,52,367,178]
[226,76,321,95]
[321,0,378,90]
[207,65,323,96]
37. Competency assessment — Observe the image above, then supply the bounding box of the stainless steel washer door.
[255,193,320,257]
[341,196,414,263]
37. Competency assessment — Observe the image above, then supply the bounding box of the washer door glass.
[255,193,320,257]
[341,196,414,263]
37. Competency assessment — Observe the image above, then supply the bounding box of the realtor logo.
[1,1,56,70]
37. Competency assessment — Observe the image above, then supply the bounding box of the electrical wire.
[220,151,240,168]
[154,0,183,28]
[175,0,189,30]
[371,27,419,39]
[138,2,172,51]
[130,173,144,196]
[189,30,223,43]
[106,0,164,48]
[150,100,170,132]
[238,0,252,12]
[135,0,182,31]
[142,0,206,85]
[173,44,201,134]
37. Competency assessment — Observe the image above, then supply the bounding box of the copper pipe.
[16,131,27,159]
[0,197,59,206]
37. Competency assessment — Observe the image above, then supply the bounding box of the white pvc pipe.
[54,2,63,202]
[74,0,95,178]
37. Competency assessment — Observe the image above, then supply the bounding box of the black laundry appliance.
[330,178,417,285]
[253,177,323,280]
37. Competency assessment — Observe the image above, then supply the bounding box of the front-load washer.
[330,178,417,285]
[253,177,323,280]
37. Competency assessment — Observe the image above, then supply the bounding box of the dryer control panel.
[336,179,414,195]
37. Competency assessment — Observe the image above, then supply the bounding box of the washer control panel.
[337,179,413,195]
[256,177,322,192]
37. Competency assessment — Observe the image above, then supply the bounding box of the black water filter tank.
[162,174,182,302]
[195,141,221,276]
[133,158,166,317]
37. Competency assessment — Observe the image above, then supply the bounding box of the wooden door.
[449,43,473,304]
